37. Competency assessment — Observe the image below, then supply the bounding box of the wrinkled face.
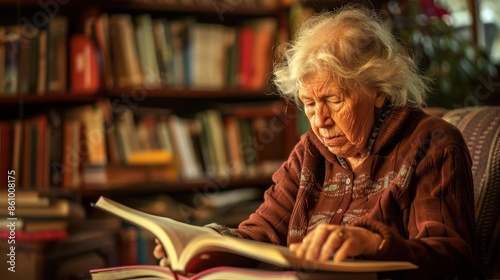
[299,72,385,159]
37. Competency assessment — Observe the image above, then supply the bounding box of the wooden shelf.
[107,88,279,99]
[80,176,273,196]
[0,88,280,106]
[0,94,101,106]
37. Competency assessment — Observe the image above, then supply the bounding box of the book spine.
[0,229,68,241]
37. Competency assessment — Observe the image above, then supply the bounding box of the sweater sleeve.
[233,142,305,245]
[353,143,476,280]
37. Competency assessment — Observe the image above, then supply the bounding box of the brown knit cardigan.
[207,106,476,279]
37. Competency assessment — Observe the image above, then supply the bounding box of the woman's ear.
[374,92,386,108]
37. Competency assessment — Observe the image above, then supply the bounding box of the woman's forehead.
[300,73,344,94]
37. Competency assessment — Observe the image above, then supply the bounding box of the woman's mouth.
[322,135,346,146]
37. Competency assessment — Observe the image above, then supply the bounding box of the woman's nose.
[314,103,333,127]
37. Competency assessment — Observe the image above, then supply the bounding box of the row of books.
[102,101,289,181]
[0,17,68,96]
[0,99,289,190]
[0,11,279,97]
[85,13,278,91]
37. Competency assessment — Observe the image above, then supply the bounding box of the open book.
[92,196,417,275]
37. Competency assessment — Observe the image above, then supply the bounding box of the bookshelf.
[0,1,300,273]
[0,0,297,190]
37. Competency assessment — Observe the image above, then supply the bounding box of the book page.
[90,265,177,280]
[181,235,295,271]
[181,235,417,273]
[93,196,217,268]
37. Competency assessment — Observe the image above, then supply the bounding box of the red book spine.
[238,28,255,89]
[0,229,68,241]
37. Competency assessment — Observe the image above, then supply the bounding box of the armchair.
[442,106,500,279]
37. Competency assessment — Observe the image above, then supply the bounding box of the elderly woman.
[155,6,476,279]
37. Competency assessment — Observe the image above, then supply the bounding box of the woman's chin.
[326,146,360,159]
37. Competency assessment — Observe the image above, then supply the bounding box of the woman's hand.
[153,239,169,267]
[289,224,383,262]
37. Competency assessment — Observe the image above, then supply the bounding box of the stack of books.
[0,191,70,241]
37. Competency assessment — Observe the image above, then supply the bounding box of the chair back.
[443,106,500,279]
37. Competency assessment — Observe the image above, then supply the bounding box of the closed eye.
[327,99,343,105]
[304,102,315,108]
[301,99,315,109]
